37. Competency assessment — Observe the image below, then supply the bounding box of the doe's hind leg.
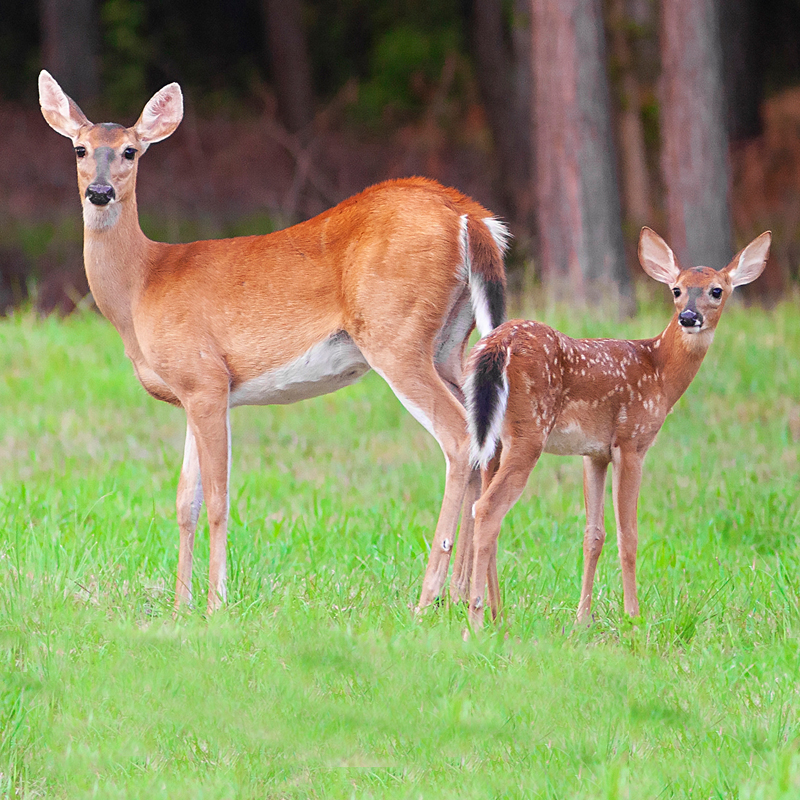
[363,348,473,610]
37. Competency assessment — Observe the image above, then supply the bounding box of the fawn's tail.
[464,335,510,468]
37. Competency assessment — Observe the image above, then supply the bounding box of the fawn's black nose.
[679,309,702,327]
[86,183,115,205]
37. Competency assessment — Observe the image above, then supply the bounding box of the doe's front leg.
[183,392,232,615]
[174,423,204,610]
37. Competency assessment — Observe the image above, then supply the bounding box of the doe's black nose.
[86,183,115,205]
[679,309,701,327]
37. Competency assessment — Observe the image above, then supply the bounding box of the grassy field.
[0,299,798,798]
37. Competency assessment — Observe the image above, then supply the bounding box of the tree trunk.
[511,0,535,236]
[39,0,99,106]
[531,0,631,305]
[471,0,533,229]
[261,0,315,134]
[660,0,733,269]
[607,0,652,227]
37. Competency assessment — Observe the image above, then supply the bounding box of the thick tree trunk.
[608,0,652,227]
[660,0,733,269]
[261,0,315,134]
[471,0,533,228]
[531,0,631,304]
[511,0,533,156]
[39,0,99,106]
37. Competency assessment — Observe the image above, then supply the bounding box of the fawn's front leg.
[611,446,644,617]
[577,455,610,623]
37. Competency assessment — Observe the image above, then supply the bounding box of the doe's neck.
[82,196,153,332]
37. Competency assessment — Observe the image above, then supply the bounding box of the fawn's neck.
[648,316,715,410]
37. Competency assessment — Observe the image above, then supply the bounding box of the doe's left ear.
[723,232,772,287]
[133,83,183,151]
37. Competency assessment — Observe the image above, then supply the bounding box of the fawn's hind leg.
[469,437,545,628]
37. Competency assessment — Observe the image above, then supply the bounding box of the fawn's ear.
[133,83,183,151]
[722,232,772,287]
[38,70,90,140]
[638,227,681,285]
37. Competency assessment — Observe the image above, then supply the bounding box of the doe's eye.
[711,287,722,299]
[672,287,681,298]
[123,147,137,160]
[75,146,86,158]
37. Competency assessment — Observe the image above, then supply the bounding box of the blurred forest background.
[1,0,800,313]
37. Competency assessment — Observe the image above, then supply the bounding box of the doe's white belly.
[229,331,370,408]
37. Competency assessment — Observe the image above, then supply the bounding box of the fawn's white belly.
[544,419,608,458]
[229,331,370,407]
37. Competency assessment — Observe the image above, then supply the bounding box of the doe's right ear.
[38,70,90,140]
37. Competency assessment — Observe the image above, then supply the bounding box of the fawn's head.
[638,228,771,336]
[38,71,183,229]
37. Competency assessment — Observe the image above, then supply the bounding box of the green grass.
[0,300,798,798]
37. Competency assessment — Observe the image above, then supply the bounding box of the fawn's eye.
[123,147,137,161]
[75,146,86,158]
[672,287,681,298]
[711,287,722,299]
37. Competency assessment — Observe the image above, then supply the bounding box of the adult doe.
[463,227,770,626]
[38,71,508,614]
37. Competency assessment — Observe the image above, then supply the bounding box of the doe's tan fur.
[39,70,508,614]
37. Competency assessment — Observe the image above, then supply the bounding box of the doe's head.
[38,71,183,226]
[638,227,771,335]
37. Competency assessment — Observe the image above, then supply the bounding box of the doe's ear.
[38,70,90,140]
[723,232,772,287]
[133,83,183,150]
[638,227,681,285]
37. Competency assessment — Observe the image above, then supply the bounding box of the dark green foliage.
[306,0,466,95]
[6,1,471,122]
[355,24,460,122]
[305,0,468,127]
[0,4,39,102]
[100,0,152,113]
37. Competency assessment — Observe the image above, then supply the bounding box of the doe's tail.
[463,215,508,336]
[464,337,510,468]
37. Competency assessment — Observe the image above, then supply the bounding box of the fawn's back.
[488,320,668,460]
